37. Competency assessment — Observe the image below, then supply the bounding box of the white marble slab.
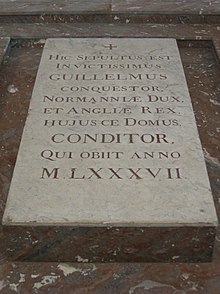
[2,38,218,226]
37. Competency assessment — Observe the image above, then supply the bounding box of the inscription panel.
[2,38,218,226]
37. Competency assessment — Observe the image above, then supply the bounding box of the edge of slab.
[0,37,10,64]
[0,1,220,15]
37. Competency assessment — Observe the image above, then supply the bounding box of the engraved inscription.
[2,38,217,225]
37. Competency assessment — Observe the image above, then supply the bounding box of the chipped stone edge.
[0,37,10,64]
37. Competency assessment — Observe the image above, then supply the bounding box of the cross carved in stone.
[104,44,117,50]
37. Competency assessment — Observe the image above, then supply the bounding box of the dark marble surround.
[0,1,220,292]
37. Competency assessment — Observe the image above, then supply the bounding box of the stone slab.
[111,0,220,14]
[0,0,111,14]
[2,37,217,231]
[1,260,220,293]
[0,0,220,15]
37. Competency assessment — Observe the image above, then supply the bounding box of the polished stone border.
[0,0,220,15]
[7,226,217,262]
[0,16,220,293]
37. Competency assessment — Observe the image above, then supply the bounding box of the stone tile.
[111,0,220,14]
[1,261,220,293]
[0,0,111,14]
[0,0,220,15]
[2,38,217,230]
